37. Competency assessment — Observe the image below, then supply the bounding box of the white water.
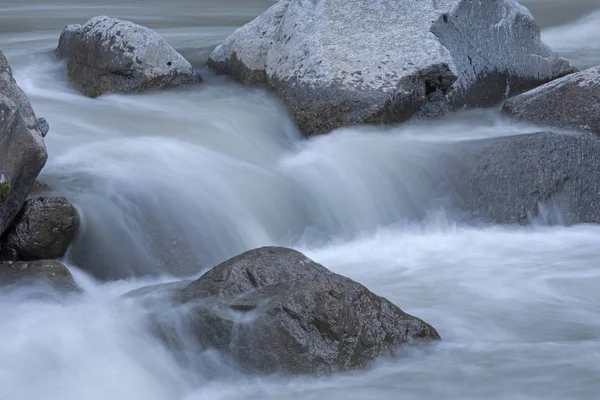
[1,1,600,399]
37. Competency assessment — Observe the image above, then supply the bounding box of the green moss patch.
[0,180,11,205]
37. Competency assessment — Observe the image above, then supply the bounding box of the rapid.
[1,1,600,399]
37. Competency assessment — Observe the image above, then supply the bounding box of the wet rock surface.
[0,259,78,292]
[168,247,440,375]
[2,197,80,260]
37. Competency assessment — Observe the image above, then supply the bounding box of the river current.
[1,1,600,399]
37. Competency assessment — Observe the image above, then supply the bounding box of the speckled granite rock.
[0,51,48,235]
[503,66,600,135]
[56,16,202,97]
[448,132,600,224]
[208,0,574,135]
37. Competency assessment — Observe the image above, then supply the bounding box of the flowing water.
[1,1,600,399]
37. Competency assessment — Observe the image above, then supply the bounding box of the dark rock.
[36,117,49,137]
[123,280,193,301]
[0,246,17,264]
[447,132,600,224]
[56,16,202,97]
[503,66,600,136]
[208,0,573,135]
[0,51,48,235]
[0,259,77,292]
[2,197,80,260]
[172,247,439,375]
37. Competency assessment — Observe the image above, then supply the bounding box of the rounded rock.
[174,247,440,375]
[56,16,202,97]
[2,197,80,260]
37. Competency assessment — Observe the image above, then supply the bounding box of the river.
[1,1,600,399]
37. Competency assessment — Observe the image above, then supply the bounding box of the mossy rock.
[0,180,10,205]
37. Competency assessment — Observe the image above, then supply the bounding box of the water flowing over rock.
[56,16,202,97]
[2,197,80,260]
[448,132,600,224]
[171,247,440,375]
[208,0,574,135]
[0,259,77,292]
[503,66,600,135]
[0,51,48,235]
[29,180,52,198]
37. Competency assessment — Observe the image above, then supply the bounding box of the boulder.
[208,0,574,135]
[171,247,439,375]
[55,24,81,60]
[446,132,600,224]
[0,51,48,234]
[2,197,80,260]
[503,66,600,136]
[0,259,77,292]
[56,16,202,97]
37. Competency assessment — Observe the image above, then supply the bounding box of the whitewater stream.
[1,1,600,399]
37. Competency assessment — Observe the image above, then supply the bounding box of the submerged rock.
[28,180,52,198]
[208,0,573,135]
[503,66,600,136]
[448,132,600,224]
[2,197,80,260]
[171,247,439,375]
[123,280,193,301]
[0,259,77,292]
[0,51,48,235]
[56,16,202,97]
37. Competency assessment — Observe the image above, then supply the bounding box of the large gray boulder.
[171,247,439,375]
[0,51,48,235]
[0,259,78,292]
[503,66,600,136]
[208,0,574,135]
[446,132,600,224]
[56,16,202,97]
[2,197,80,260]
